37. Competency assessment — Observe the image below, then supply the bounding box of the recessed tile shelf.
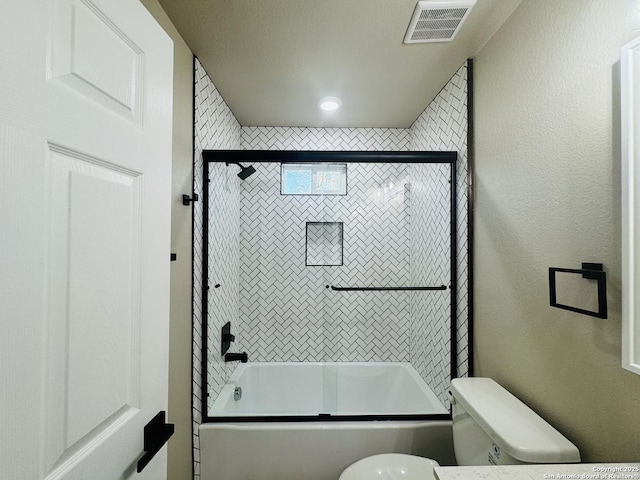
[306,222,343,266]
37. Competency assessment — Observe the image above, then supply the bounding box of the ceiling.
[157,0,523,128]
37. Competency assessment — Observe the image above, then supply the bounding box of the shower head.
[225,161,256,180]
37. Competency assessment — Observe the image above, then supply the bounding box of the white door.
[0,0,173,479]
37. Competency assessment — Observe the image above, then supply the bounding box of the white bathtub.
[209,362,448,417]
[201,362,454,480]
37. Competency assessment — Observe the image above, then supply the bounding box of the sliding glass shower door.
[202,151,457,421]
[317,160,455,416]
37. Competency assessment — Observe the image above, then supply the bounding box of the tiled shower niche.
[306,222,343,266]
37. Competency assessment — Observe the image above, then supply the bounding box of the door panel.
[45,146,143,472]
[50,0,144,123]
[0,0,173,478]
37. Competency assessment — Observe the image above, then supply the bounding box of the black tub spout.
[224,352,248,363]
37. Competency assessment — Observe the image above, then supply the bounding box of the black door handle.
[137,411,175,473]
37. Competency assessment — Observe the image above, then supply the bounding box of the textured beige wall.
[474,0,640,462]
[138,1,194,478]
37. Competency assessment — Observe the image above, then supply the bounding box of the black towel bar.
[328,285,448,292]
[548,263,607,319]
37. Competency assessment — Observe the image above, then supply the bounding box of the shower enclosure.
[201,150,458,422]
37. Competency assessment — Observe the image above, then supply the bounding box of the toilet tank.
[450,378,580,465]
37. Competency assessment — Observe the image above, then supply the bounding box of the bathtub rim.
[204,412,452,423]
[200,418,453,430]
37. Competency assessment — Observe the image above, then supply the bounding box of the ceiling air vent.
[404,0,476,44]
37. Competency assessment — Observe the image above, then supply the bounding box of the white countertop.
[434,463,640,480]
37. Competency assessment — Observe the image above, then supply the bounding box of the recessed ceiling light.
[317,96,342,111]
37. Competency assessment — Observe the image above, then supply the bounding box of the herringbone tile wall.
[192,58,242,479]
[241,127,411,151]
[207,163,242,402]
[233,162,416,364]
[409,163,453,405]
[410,62,469,382]
[238,128,464,406]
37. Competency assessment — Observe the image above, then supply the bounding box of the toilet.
[339,377,580,480]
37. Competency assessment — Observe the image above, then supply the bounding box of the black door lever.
[137,411,174,473]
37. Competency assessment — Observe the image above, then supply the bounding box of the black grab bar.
[328,285,448,292]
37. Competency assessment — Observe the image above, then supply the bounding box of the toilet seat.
[339,454,439,480]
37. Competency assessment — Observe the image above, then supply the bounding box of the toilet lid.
[339,454,439,480]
